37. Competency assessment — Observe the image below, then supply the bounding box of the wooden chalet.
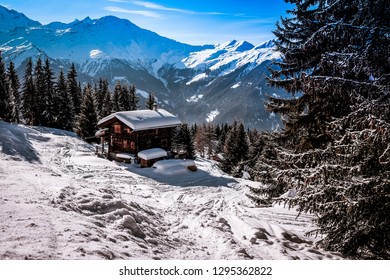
[96,107,181,165]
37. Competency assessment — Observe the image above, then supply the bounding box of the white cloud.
[104,6,162,18]
[130,1,226,16]
[107,0,131,3]
[131,1,195,14]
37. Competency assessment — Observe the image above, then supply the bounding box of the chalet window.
[147,140,152,148]
[114,124,121,134]
[161,138,168,147]
[123,140,129,150]
[125,127,132,134]
[130,141,136,150]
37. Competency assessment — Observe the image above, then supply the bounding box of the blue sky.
[1,0,292,45]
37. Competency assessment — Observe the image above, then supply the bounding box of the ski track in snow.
[0,122,343,260]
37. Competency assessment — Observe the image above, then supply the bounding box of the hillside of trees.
[0,55,140,139]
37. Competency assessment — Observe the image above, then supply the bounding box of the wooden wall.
[108,121,174,154]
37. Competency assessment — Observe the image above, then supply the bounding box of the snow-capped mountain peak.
[255,39,276,49]
[217,40,255,52]
[0,5,41,32]
[0,4,283,130]
[182,39,279,80]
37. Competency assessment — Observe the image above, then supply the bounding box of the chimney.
[153,103,158,111]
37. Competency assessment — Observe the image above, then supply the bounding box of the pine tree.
[220,120,248,176]
[94,78,105,119]
[101,81,112,118]
[119,84,131,111]
[0,53,10,121]
[41,58,55,127]
[55,69,72,130]
[145,92,156,110]
[67,63,81,119]
[33,56,45,126]
[128,84,139,111]
[172,124,196,159]
[216,123,230,153]
[112,81,121,113]
[74,85,97,139]
[7,61,20,123]
[22,58,35,125]
[249,0,390,259]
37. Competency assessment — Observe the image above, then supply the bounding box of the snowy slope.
[183,40,280,85]
[0,121,343,260]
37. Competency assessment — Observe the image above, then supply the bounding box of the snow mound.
[152,159,196,176]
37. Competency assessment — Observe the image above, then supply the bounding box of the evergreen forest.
[0,0,389,259]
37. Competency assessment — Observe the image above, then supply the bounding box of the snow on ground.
[0,122,343,260]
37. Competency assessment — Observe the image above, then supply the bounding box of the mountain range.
[0,5,284,130]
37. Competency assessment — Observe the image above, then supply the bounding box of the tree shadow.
[0,122,46,163]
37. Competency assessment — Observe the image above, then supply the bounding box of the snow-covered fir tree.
[248,0,390,259]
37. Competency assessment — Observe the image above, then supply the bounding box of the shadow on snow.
[0,121,44,163]
[124,162,238,188]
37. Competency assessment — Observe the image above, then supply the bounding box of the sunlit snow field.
[0,121,342,260]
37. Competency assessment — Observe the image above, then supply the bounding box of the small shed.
[138,148,168,167]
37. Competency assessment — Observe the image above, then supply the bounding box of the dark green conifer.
[145,92,156,110]
[248,0,390,259]
[0,53,10,121]
[7,61,20,123]
[55,69,72,130]
[22,58,35,125]
[74,86,97,139]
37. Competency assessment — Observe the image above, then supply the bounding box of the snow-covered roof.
[138,148,167,160]
[97,109,181,131]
